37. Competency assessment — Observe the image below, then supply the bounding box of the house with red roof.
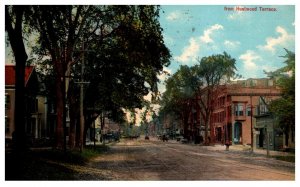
[5,65,43,142]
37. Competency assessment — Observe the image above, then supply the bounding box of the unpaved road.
[75,139,295,180]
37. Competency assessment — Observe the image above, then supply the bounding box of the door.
[234,122,242,144]
[259,128,264,147]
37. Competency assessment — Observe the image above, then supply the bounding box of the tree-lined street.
[4,4,295,182]
[74,138,294,180]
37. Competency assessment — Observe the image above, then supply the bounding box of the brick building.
[210,78,281,146]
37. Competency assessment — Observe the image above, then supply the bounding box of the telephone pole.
[75,41,90,152]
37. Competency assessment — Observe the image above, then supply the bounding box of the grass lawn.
[272,155,295,163]
[5,145,109,180]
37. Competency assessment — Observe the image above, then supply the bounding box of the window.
[5,117,10,133]
[259,104,268,115]
[235,104,244,116]
[268,80,274,86]
[247,107,251,116]
[5,94,10,109]
[250,79,257,87]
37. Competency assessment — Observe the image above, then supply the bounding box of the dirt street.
[75,138,295,180]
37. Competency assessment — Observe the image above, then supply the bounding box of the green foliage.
[160,65,197,116]
[159,52,237,140]
[272,155,295,163]
[194,52,237,86]
[80,5,171,118]
[160,52,237,116]
[267,49,295,133]
[24,5,170,131]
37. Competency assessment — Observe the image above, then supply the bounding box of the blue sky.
[1,2,297,125]
[157,5,295,92]
[3,4,296,93]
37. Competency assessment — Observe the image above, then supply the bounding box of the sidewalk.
[202,144,295,157]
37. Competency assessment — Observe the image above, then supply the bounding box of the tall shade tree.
[160,65,201,138]
[28,5,170,150]
[28,5,92,150]
[5,5,29,151]
[160,53,237,142]
[267,49,295,147]
[193,52,237,144]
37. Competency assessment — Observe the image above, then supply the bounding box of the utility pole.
[63,69,67,152]
[75,41,90,152]
[62,46,68,152]
[250,94,253,153]
[79,42,85,152]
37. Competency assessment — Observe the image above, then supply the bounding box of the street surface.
[75,137,295,180]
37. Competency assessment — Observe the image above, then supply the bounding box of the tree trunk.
[68,92,79,149]
[182,114,189,139]
[75,115,80,147]
[68,108,76,149]
[83,118,90,146]
[54,63,64,149]
[204,120,209,145]
[14,52,27,151]
[100,112,105,144]
[5,6,28,151]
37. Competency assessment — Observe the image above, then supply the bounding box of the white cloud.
[157,67,171,82]
[239,50,261,71]
[166,11,181,21]
[224,40,241,49]
[174,24,224,64]
[157,67,172,94]
[157,83,166,94]
[257,26,294,53]
[174,37,200,63]
[200,24,224,43]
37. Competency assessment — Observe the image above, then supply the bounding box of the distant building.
[88,116,121,142]
[253,96,284,151]
[210,78,281,147]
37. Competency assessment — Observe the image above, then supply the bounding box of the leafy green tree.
[80,5,170,144]
[160,52,237,143]
[267,49,295,147]
[27,5,93,149]
[26,5,170,150]
[159,65,201,138]
[193,52,237,144]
